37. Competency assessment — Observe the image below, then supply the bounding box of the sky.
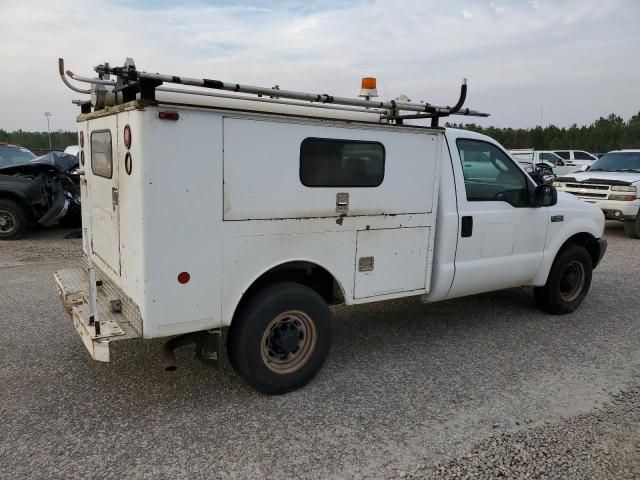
[1,0,639,132]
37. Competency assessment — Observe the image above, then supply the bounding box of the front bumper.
[568,197,639,220]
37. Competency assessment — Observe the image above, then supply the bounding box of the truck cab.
[54,58,607,394]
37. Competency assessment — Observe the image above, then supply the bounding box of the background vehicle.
[509,148,559,175]
[0,143,36,168]
[553,150,598,172]
[54,58,607,394]
[510,149,578,176]
[0,151,81,239]
[63,145,80,157]
[555,149,640,238]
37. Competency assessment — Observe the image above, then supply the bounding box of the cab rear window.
[91,130,113,178]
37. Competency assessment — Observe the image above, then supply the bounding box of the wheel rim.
[0,209,17,234]
[261,310,317,374]
[559,260,585,302]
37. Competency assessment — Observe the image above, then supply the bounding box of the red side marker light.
[177,272,191,284]
[123,125,132,149]
[159,111,179,121]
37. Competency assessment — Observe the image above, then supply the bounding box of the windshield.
[589,152,640,172]
[0,146,36,167]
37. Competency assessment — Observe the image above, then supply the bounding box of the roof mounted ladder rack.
[59,57,490,126]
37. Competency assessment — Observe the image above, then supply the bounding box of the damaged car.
[0,149,81,239]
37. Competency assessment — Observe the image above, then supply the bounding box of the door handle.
[461,216,473,237]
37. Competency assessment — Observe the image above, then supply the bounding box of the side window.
[540,152,557,162]
[91,130,113,178]
[554,151,571,160]
[300,138,384,187]
[456,139,529,207]
[574,151,594,160]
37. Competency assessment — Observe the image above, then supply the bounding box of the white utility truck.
[54,58,607,394]
[554,150,640,238]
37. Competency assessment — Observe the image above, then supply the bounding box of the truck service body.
[55,59,607,393]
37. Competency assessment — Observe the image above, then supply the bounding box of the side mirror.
[532,184,557,207]
[529,171,554,186]
[580,165,590,172]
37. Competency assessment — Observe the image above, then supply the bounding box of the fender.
[222,257,348,328]
[531,209,604,286]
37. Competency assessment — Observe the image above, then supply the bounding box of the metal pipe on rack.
[58,58,90,94]
[91,60,488,117]
[156,87,387,115]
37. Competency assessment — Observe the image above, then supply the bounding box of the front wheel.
[0,199,29,240]
[228,282,331,394]
[623,214,640,239]
[534,245,593,314]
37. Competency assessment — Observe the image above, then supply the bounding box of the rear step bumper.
[54,267,140,362]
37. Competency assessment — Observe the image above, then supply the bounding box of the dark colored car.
[0,144,81,239]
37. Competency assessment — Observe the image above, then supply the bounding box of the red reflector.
[123,124,132,149]
[79,130,84,147]
[159,111,179,121]
[177,272,190,284]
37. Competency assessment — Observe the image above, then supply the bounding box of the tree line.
[447,112,640,153]
[2,111,640,154]
[0,130,77,152]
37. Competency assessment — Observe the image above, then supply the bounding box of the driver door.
[449,138,548,298]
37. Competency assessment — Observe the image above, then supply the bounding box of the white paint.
[355,227,430,298]
[86,115,120,275]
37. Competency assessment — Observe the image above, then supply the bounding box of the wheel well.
[238,262,345,312]
[561,233,600,267]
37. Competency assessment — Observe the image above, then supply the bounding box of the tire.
[0,199,29,240]
[534,245,593,315]
[623,215,640,239]
[227,282,331,394]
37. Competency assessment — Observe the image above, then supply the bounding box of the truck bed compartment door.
[354,227,430,299]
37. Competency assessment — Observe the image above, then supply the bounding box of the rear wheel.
[623,214,640,239]
[534,245,593,314]
[228,282,331,394]
[0,199,29,240]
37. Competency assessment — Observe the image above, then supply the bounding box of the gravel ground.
[400,382,640,479]
[0,222,639,479]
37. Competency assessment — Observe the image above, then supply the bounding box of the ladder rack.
[59,58,490,126]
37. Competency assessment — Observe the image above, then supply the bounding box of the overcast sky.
[1,0,639,132]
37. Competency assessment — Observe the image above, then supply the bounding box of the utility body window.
[300,138,384,187]
[91,130,113,178]
[457,139,529,208]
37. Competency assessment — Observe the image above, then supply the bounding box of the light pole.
[44,112,52,151]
